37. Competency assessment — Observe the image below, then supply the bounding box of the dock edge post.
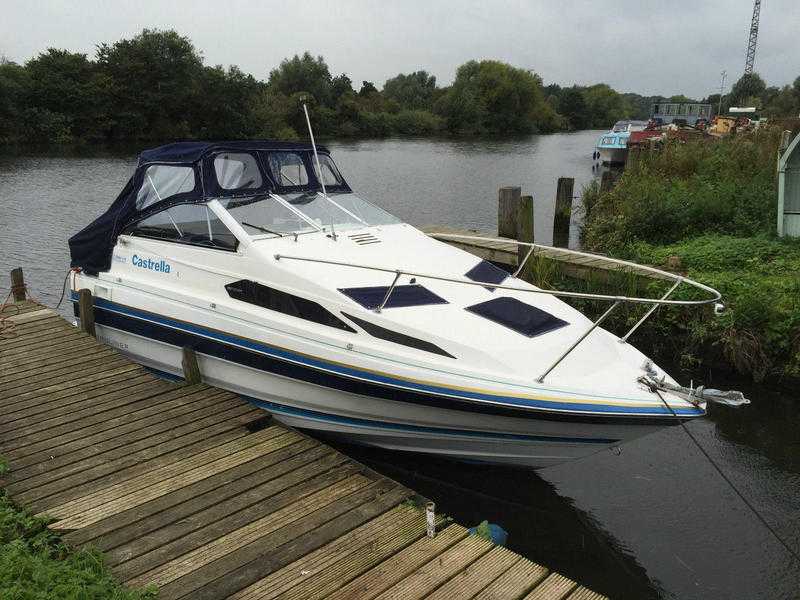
[553,177,574,248]
[182,346,202,385]
[426,501,436,538]
[10,267,26,302]
[498,186,521,239]
[77,288,96,337]
[517,195,535,280]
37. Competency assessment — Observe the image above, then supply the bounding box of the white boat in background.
[67,134,725,469]
[594,120,648,165]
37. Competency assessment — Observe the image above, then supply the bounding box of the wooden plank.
[0,353,132,394]
[0,328,81,355]
[425,546,521,600]
[372,533,494,600]
[2,386,226,454]
[2,308,57,325]
[522,573,577,600]
[63,438,324,549]
[165,482,410,600]
[232,505,433,600]
[5,389,231,467]
[473,559,549,600]
[325,524,468,600]
[44,428,303,528]
[565,587,608,600]
[117,465,367,585]
[25,410,256,511]
[7,401,259,486]
[0,371,156,419]
[107,451,354,569]
[125,473,373,588]
[0,374,168,429]
[0,376,175,440]
[0,337,109,370]
[0,342,117,380]
[0,318,73,343]
[9,404,262,498]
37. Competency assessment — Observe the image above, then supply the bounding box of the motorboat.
[594,120,648,165]
[68,139,725,469]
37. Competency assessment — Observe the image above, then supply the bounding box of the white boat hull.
[96,322,668,469]
[598,147,627,165]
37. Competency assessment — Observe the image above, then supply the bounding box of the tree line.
[1,29,798,145]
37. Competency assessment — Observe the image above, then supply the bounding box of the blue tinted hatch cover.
[339,285,448,310]
[466,296,568,337]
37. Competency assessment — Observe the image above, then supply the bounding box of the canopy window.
[123,203,238,251]
[213,153,264,191]
[136,165,197,210]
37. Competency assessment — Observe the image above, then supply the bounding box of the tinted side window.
[124,204,238,250]
[214,153,263,191]
[136,165,196,210]
[225,280,355,332]
[267,152,309,186]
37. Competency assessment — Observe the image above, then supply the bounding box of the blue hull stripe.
[244,396,619,445]
[72,294,700,422]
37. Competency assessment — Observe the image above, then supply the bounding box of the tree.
[437,60,559,135]
[558,86,589,129]
[0,60,29,141]
[358,81,378,97]
[382,71,437,110]
[267,52,332,105]
[729,73,766,107]
[330,73,353,103]
[97,29,204,140]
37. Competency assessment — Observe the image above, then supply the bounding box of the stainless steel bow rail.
[275,234,723,383]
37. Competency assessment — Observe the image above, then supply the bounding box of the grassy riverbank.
[575,128,800,383]
[0,461,154,600]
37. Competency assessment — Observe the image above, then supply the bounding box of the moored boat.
[594,120,648,165]
[67,139,726,469]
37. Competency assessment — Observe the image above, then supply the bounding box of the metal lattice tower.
[744,0,761,74]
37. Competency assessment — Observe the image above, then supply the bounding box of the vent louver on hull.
[348,232,381,245]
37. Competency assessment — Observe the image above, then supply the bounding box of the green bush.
[580,131,800,381]
[0,488,155,600]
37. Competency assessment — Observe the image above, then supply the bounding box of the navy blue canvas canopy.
[69,140,350,275]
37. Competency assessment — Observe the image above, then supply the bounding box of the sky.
[1,0,797,99]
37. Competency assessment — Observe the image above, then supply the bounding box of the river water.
[1,132,798,600]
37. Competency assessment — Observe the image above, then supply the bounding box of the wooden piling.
[10,267,26,302]
[600,170,618,194]
[77,288,95,337]
[517,195,534,280]
[181,346,202,385]
[553,177,574,248]
[498,186,521,239]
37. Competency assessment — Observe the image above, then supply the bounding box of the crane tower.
[744,0,761,75]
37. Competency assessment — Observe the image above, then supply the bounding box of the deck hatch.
[464,260,509,291]
[466,296,568,337]
[341,313,455,358]
[226,280,355,332]
[338,285,448,310]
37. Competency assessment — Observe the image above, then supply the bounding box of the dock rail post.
[498,186,521,238]
[516,195,534,281]
[10,267,26,302]
[182,346,202,385]
[77,289,96,337]
[553,177,574,248]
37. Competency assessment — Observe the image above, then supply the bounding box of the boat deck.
[0,299,608,600]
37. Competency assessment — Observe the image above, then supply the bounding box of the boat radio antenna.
[302,101,336,240]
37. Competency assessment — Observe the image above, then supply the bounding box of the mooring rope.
[654,389,800,564]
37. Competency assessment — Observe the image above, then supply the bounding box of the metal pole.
[376,271,402,313]
[537,301,621,383]
[619,278,683,344]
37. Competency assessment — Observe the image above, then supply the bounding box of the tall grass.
[579,129,800,382]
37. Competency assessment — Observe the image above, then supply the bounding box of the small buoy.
[469,521,508,546]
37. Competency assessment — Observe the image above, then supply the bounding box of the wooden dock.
[423,227,671,282]
[0,297,608,600]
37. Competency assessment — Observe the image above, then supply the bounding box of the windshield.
[217,192,401,238]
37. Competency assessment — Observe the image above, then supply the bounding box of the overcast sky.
[1,1,797,99]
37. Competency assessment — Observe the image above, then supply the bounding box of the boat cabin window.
[136,165,196,210]
[267,152,310,187]
[214,153,263,191]
[217,196,317,237]
[123,203,238,251]
[225,279,355,332]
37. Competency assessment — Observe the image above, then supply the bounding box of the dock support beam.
[553,177,574,248]
[77,289,95,337]
[516,195,535,281]
[10,268,26,302]
[182,346,202,385]
[498,186,521,239]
